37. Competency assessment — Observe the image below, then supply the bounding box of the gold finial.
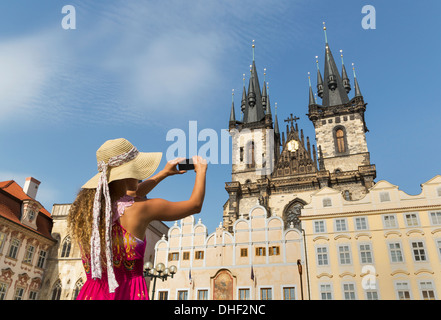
[252,40,255,61]
[250,64,252,73]
[323,22,328,44]
[323,21,326,30]
[340,49,344,65]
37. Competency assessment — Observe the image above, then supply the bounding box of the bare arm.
[139,156,207,223]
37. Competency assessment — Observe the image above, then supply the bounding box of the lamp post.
[143,262,177,300]
[297,259,304,300]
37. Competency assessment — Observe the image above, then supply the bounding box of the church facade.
[152,28,441,300]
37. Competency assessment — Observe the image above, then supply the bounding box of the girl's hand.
[162,157,187,177]
[192,155,207,174]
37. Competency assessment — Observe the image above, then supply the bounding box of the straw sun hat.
[82,138,162,189]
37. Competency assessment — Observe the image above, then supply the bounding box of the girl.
[68,138,207,300]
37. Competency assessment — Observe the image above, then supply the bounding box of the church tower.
[224,41,280,232]
[307,23,376,200]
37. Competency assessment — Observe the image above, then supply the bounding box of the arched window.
[283,200,305,230]
[72,279,84,300]
[61,236,71,258]
[246,141,255,168]
[336,129,345,153]
[51,280,62,300]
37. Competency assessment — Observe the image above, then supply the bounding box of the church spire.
[242,40,265,124]
[321,22,350,107]
[352,63,363,97]
[340,50,351,94]
[308,72,315,106]
[316,56,324,99]
[229,89,236,124]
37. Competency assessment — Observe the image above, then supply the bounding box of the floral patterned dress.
[76,195,149,300]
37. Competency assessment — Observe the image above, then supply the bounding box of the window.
[61,236,72,258]
[389,242,404,263]
[411,241,427,261]
[338,245,352,265]
[355,217,368,230]
[240,248,248,257]
[335,219,347,232]
[322,198,332,207]
[430,212,441,225]
[246,141,255,168]
[73,279,83,300]
[436,240,441,259]
[7,238,20,259]
[0,283,8,300]
[343,190,351,201]
[37,250,47,268]
[0,232,6,253]
[419,281,436,300]
[316,246,329,266]
[314,221,325,233]
[23,245,35,264]
[379,192,390,202]
[359,244,373,264]
[177,290,188,300]
[14,287,24,300]
[182,252,190,260]
[383,215,397,228]
[268,246,280,256]
[240,147,244,162]
[198,290,208,300]
[320,284,333,300]
[168,252,179,261]
[158,291,168,300]
[405,213,419,227]
[195,251,204,260]
[342,283,356,300]
[29,291,38,300]
[255,247,266,256]
[283,287,295,300]
[335,128,346,153]
[396,282,411,300]
[365,290,379,300]
[437,187,441,197]
[239,288,250,300]
[51,280,62,300]
[260,288,272,300]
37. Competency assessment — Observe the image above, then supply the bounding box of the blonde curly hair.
[67,188,116,266]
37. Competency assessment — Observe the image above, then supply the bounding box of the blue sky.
[0,0,440,234]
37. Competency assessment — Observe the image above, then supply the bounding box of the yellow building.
[301,176,441,300]
[153,207,305,301]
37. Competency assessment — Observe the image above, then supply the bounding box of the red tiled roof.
[0,180,55,241]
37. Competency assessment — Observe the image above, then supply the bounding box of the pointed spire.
[265,82,272,116]
[340,50,351,94]
[352,63,363,97]
[274,102,280,136]
[316,56,324,98]
[308,72,315,106]
[242,40,265,124]
[321,23,350,107]
[230,89,236,123]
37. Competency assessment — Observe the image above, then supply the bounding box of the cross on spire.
[284,113,300,127]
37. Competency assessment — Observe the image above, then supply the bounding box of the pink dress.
[76,195,149,300]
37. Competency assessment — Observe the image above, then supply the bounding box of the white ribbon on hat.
[90,146,139,293]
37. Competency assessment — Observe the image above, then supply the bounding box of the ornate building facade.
[0,178,56,300]
[152,28,441,300]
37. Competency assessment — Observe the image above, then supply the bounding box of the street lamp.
[297,259,304,300]
[143,262,177,300]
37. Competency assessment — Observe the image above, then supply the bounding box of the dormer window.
[323,198,332,207]
[380,192,390,202]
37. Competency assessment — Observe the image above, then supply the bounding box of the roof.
[0,180,54,241]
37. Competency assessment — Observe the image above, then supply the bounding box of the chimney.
[23,177,41,199]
